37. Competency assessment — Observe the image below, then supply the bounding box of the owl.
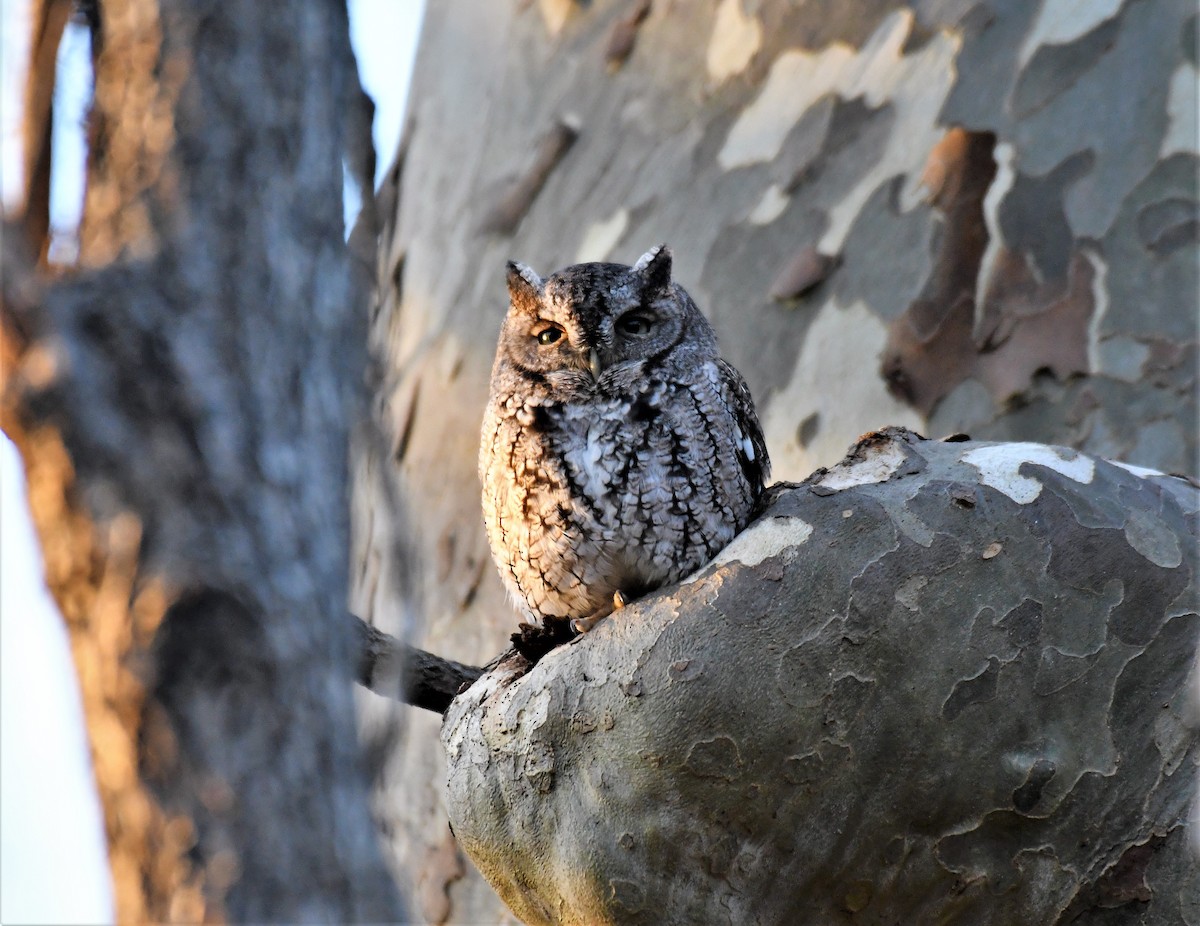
[479,245,769,658]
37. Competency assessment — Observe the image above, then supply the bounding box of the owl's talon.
[571,589,630,634]
[571,614,604,634]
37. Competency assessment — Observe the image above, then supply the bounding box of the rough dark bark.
[444,430,1200,925]
[2,0,404,920]
[360,0,1198,919]
[351,613,484,714]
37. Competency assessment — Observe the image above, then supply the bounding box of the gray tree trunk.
[360,0,1198,921]
[2,0,403,920]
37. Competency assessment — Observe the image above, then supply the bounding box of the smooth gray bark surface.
[443,430,1200,925]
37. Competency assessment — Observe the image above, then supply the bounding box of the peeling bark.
[478,119,581,236]
[363,1,1198,918]
[443,430,1200,925]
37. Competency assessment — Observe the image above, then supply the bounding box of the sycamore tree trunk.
[360,0,1198,921]
[2,0,403,921]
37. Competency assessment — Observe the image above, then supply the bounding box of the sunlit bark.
[1,1,403,920]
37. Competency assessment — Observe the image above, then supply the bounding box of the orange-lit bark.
[2,0,403,920]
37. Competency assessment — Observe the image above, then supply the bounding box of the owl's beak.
[588,348,603,380]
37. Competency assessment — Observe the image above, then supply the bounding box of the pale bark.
[443,429,1200,924]
[362,0,1198,920]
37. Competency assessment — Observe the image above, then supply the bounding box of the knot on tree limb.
[438,430,1200,925]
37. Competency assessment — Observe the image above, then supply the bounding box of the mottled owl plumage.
[479,246,769,653]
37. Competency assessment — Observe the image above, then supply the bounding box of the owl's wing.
[716,359,771,494]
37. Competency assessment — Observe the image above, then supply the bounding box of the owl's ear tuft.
[633,244,672,294]
[506,261,543,312]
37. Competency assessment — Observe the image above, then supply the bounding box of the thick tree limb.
[362,0,1197,917]
[442,430,1200,925]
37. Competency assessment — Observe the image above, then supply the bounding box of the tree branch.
[349,613,484,714]
[442,430,1200,925]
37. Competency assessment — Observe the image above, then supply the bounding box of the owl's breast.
[480,375,756,621]
[555,397,638,507]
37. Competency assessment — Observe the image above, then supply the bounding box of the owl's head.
[495,245,716,396]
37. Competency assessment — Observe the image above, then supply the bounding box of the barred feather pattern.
[480,248,769,625]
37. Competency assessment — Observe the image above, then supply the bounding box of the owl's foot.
[570,590,627,635]
[511,617,575,663]
[512,592,630,664]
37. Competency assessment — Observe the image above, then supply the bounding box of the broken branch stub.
[442,429,1199,925]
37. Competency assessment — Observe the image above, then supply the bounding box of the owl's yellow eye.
[618,312,654,337]
[535,325,563,345]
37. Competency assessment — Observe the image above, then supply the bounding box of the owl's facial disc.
[499,251,700,395]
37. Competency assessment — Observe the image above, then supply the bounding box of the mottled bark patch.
[444,434,1199,924]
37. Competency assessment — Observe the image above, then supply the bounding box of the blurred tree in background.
[3,0,400,920]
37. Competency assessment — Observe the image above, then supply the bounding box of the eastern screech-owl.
[479,245,769,653]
